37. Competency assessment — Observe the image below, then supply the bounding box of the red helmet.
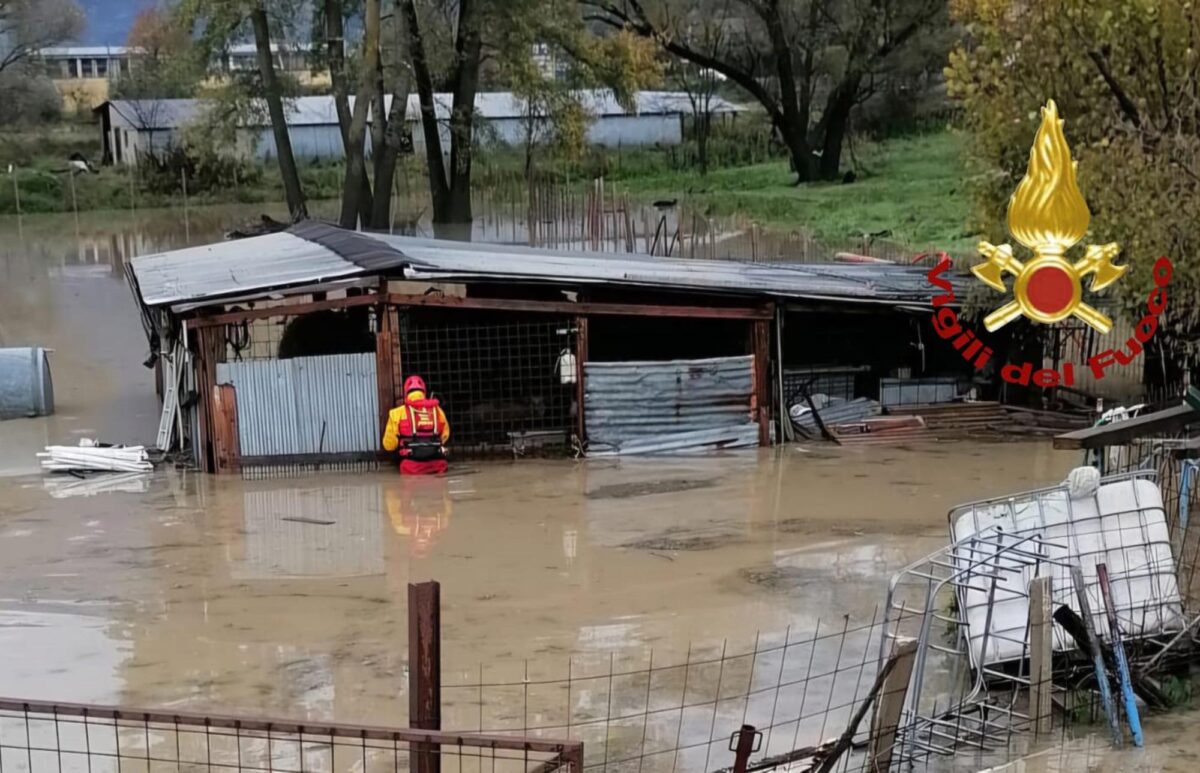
[403,375,427,395]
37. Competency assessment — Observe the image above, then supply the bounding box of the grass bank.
[0,122,976,256]
[599,132,977,255]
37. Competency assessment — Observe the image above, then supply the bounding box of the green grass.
[607,132,978,255]
[0,120,978,258]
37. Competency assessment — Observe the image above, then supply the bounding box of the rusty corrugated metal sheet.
[584,355,757,455]
[216,353,379,458]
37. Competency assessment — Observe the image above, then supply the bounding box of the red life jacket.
[400,398,445,461]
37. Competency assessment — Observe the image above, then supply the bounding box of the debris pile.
[39,441,154,473]
[886,400,1009,435]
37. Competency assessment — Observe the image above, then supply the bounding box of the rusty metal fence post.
[409,581,442,773]
[730,724,760,773]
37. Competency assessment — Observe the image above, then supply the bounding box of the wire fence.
[435,611,912,773]
[0,700,582,773]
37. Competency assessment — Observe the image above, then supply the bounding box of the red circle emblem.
[1025,266,1075,315]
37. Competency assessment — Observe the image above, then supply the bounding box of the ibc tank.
[0,347,55,420]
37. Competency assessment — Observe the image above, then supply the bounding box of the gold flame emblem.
[973,100,1125,333]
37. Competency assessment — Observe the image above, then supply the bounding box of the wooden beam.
[1053,403,1198,450]
[387,292,772,320]
[575,315,588,446]
[868,638,917,773]
[376,326,398,438]
[1028,576,1053,736]
[751,318,771,446]
[187,292,384,328]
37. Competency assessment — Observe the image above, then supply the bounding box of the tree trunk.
[780,118,813,182]
[369,85,411,229]
[697,109,710,176]
[338,0,381,228]
[816,73,861,181]
[251,5,306,221]
[401,0,451,221]
[443,0,483,225]
[325,0,372,225]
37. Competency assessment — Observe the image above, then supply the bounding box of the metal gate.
[584,355,758,455]
[216,353,379,461]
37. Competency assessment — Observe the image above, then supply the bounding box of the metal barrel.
[0,347,55,420]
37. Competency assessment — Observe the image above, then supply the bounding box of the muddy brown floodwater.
[0,206,1192,772]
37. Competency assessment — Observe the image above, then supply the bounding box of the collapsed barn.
[125,222,970,473]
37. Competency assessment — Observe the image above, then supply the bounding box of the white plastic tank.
[0,348,55,420]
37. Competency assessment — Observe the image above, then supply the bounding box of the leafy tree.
[0,0,85,76]
[945,0,1200,374]
[583,0,947,183]
[177,0,309,220]
[113,7,204,100]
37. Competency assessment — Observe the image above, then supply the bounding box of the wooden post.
[376,322,398,439]
[193,323,225,473]
[575,316,588,449]
[868,638,917,773]
[1028,576,1053,735]
[409,581,442,773]
[751,317,772,446]
[211,384,241,474]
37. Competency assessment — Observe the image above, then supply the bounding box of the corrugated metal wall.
[585,355,756,454]
[217,353,379,458]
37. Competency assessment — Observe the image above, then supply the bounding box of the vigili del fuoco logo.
[925,100,1174,387]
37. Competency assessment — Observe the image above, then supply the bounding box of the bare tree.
[583,0,946,182]
[0,0,86,76]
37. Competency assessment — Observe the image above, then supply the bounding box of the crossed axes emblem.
[973,241,1126,334]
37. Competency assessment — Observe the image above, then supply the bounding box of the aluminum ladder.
[155,340,184,451]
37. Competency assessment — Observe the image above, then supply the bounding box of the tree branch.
[582,0,782,122]
[1087,47,1143,128]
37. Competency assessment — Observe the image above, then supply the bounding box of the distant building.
[39,42,323,113]
[38,46,136,112]
[94,90,746,166]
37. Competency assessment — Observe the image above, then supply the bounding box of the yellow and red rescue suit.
[382,390,451,475]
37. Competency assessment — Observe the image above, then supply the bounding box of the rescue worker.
[382,375,451,475]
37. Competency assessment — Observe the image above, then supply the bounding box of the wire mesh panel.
[0,700,582,773]
[439,614,909,773]
[398,311,577,457]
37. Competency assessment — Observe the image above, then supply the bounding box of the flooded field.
[0,206,1191,772]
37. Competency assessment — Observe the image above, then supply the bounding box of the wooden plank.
[188,292,384,327]
[1028,576,1053,735]
[387,292,772,320]
[211,384,240,474]
[1053,403,1198,450]
[751,318,771,446]
[868,637,917,773]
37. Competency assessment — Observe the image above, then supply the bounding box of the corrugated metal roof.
[129,223,964,310]
[132,231,356,306]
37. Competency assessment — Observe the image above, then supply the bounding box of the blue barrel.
[0,348,55,420]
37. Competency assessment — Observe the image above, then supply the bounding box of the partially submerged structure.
[125,223,967,473]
